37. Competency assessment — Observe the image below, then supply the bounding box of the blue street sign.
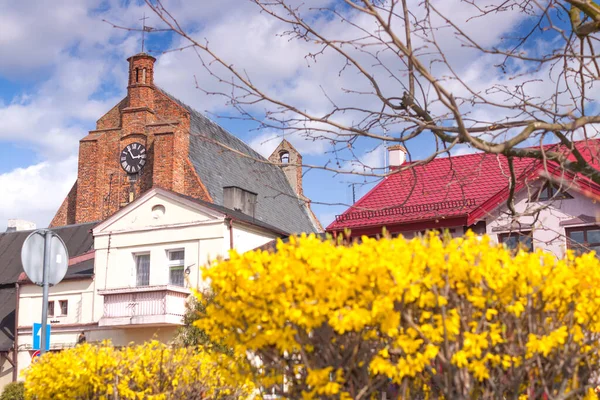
[32,323,51,351]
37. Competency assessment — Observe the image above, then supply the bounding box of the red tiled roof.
[327,140,600,232]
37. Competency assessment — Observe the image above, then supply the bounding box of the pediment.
[93,188,224,234]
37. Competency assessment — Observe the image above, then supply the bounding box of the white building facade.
[16,188,283,377]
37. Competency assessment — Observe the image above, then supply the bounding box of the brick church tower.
[268,139,303,196]
[51,53,321,234]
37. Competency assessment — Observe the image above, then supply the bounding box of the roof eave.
[327,215,469,237]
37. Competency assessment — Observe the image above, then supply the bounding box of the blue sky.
[0,0,569,231]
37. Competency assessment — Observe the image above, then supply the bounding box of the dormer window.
[531,182,573,202]
[280,151,290,164]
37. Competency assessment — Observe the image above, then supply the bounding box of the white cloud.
[0,0,121,76]
[249,130,332,158]
[0,53,124,159]
[151,0,531,153]
[0,0,145,229]
[0,0,565,228]
[0,0,153,160]
[342,144,387,175]
[0,157,77,231]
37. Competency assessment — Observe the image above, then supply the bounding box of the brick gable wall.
[50,53,211,227]
[49,181,78,227]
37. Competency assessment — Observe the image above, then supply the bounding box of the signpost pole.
[21,228,68,355]
[40,230,51,355]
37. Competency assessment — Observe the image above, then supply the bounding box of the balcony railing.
[98,285,190,327]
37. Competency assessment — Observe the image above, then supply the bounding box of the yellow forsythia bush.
[23,340,254,400]
[196,232,600,399]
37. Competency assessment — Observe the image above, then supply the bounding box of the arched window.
[280,151,290,164]
[152,204,166,219]
[135,68,140,83]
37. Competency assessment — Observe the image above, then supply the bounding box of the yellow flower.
[26,232,600,398]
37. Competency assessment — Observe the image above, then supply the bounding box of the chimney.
[388,145,407,170]
[223,187,257,217]
[6,219,36,232]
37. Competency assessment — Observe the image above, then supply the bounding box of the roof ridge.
[154,86,320,233]
[0,220,99,237]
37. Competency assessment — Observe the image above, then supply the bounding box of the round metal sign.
[21,230,69,286]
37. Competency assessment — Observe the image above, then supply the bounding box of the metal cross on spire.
[140,13,149,53]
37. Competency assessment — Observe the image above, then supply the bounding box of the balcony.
[98,285,190,327]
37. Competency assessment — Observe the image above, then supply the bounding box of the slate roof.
[0,287,15,352]
[328,140,600,232]
[0,222,96,350]
[64,257,94,279]
[173,190,290,236]
[254,233,329,253]
[158,89,318,234]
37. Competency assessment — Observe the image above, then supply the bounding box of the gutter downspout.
[226,217,234,250]
[13,282,19,382]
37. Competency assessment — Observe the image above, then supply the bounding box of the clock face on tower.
[120,142,147,174]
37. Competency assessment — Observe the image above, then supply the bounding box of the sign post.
[40,232,51,355]
[21,230,68,356]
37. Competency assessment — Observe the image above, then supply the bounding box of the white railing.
[99,285,189,320]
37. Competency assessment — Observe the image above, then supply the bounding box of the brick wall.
[75,138,101,222]
[268,139,304,196]
[96,99,126,130]
[184,158,212,202]
[153,132,174,190]
[49,182,78,227]
[50,52,214,226]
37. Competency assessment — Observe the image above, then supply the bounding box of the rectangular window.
[566,226,600,255]
[168,250,185,287]
[47,301,54,317]
[498,231,533,252]
[135,254,150,286]
[59,300,68,316]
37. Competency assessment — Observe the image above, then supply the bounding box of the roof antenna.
[348,183,357,204]
[140,13,149,53]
